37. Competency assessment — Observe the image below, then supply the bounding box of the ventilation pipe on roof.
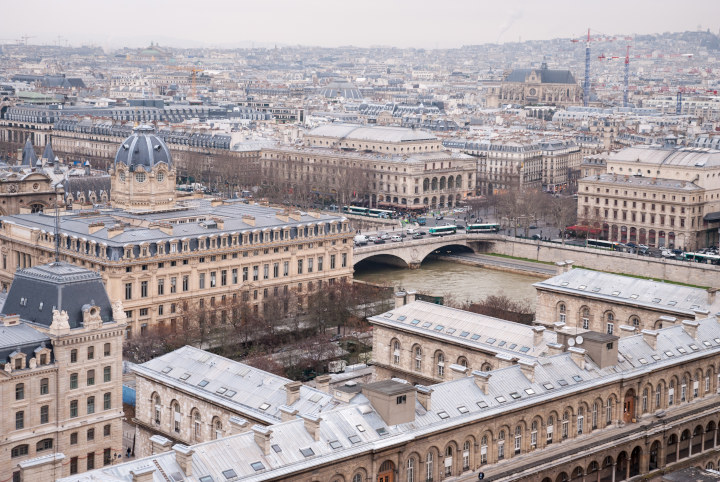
[252,425,273,455]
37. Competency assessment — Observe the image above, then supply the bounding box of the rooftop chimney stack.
[708,288,718,305]
[546,342,564,356]
[568,347,586,369]
[279,405,299,422]
[518,360,536,382]
[130,467,156,482]
[682,320,699,339]
[405,289,417,304]
[252,425,273,455]
[416,385,433,410]
[228,416,249,434]
[394,290,407,308]
[641,329,658,349]
[314,374,331,394]
[285,381,302,406]
[172,444,194,476]
[472,370,492,395]
[301,414,321,441]
[532,325,546,347]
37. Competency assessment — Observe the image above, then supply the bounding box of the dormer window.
[14,357,22,370]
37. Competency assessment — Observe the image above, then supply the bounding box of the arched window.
[463,441,471,470]
[213,418,223,440]
[581,308,590,329]
[172,401,181,433]
[407,456,415,482]
[436,352,445,378]
[577,407,584,435]
[592,402,598,429]
[153,394,161,424]
[693,374,699,398]
[530,421,538,448]
[655,383,662,408]
[547,416,554,444]
[681,377,687,402]
[606,398,613,425]
[414,346,422,371]
[193,410,202,441]
[480,436,488,464]
[642,388,648,413]
[558,303,566,323]
[514,426,522,454]
[353,474,363,482]
[606,312,615,334]
[11,444,29,458]
[706,369,712,394]
[36,438,53,452]
[426,452,433,480]
[458,357,468,368]
[498,430,506,460]
[562,411,570,439]
[669,380,675,406]
[392,340,400,365]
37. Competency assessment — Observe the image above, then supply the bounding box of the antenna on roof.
[54,183,63,264]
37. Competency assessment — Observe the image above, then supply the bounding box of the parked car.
[373,238,386,244]
[412,233,424,239]
[390,235,402,242]
[435,215,444,220]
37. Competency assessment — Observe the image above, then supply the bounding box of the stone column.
[611,462,616,482]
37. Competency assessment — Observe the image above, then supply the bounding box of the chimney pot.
[301,414,322,441]
[405,289,417,304]
[518,360,536,381]
[279,405,299,422]
[546,342,564,356]
[532,325,546,347]
[708,288,718,305]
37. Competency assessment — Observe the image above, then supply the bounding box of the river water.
[354,258,541,307]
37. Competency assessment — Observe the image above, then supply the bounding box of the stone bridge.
[353,233,500,268]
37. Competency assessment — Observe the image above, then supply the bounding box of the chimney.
[405,289,417,304]
[708,288,718,305]
[279,405,298,422]
[682,320,699,339]
[518,360,536,382]
[641,329,658,349]
[563,260,574,272]
[285,381,302,406]
[416,385,432,410]
[172,444,194,476]
[394,291,406,308]
[130,467,156,482]
[568,347,586,369]
[547,342,564,356]
[555,261,566,275]
[693,309,710,321]
[301,414,321,441]
[242,214,255,226]
[315,374,331,394]
[229,416,249,434]
[471,370,491,395]
[252,425,272,455]
[494,353,515,368]
[449,363,468,380]
[149,435,173,454]
[532,325,546,347]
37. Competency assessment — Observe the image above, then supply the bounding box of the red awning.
[566,225,602,234]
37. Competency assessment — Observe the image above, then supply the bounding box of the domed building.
[110,125,176,211]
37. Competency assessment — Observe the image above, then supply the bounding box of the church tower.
[109,125,176,211]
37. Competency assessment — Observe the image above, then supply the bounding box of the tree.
[547,195,578,245]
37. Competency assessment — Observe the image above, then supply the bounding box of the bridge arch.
[353,235,486,269]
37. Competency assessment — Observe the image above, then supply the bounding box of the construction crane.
[572,29,632,107]
[597,45,632,108]
[170,66,203,99]
[19,35,36,46]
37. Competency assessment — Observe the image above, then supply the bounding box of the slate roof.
[505,68,577,84]
[607,145,720,167]
[133,346,340,424]
[21,138,38,166]
[534,268,718,317]
[581,173,702,191]
[114,125,172,170]
[60,313,720,481]
[1,262,113,328]
[369,301,551,363]
[41,141,56,163]
[308,123,437,143]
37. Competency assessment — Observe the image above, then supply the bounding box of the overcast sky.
[4,0,720,49]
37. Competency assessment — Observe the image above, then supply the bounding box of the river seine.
[354,258,542,307]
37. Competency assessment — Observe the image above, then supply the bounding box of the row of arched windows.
[152,393,223,442]
[556,302,656,334]
[391,340,491,378]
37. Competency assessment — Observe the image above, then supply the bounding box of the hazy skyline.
[3,0,720,50]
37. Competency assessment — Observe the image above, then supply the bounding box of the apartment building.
[0,262,125,480]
